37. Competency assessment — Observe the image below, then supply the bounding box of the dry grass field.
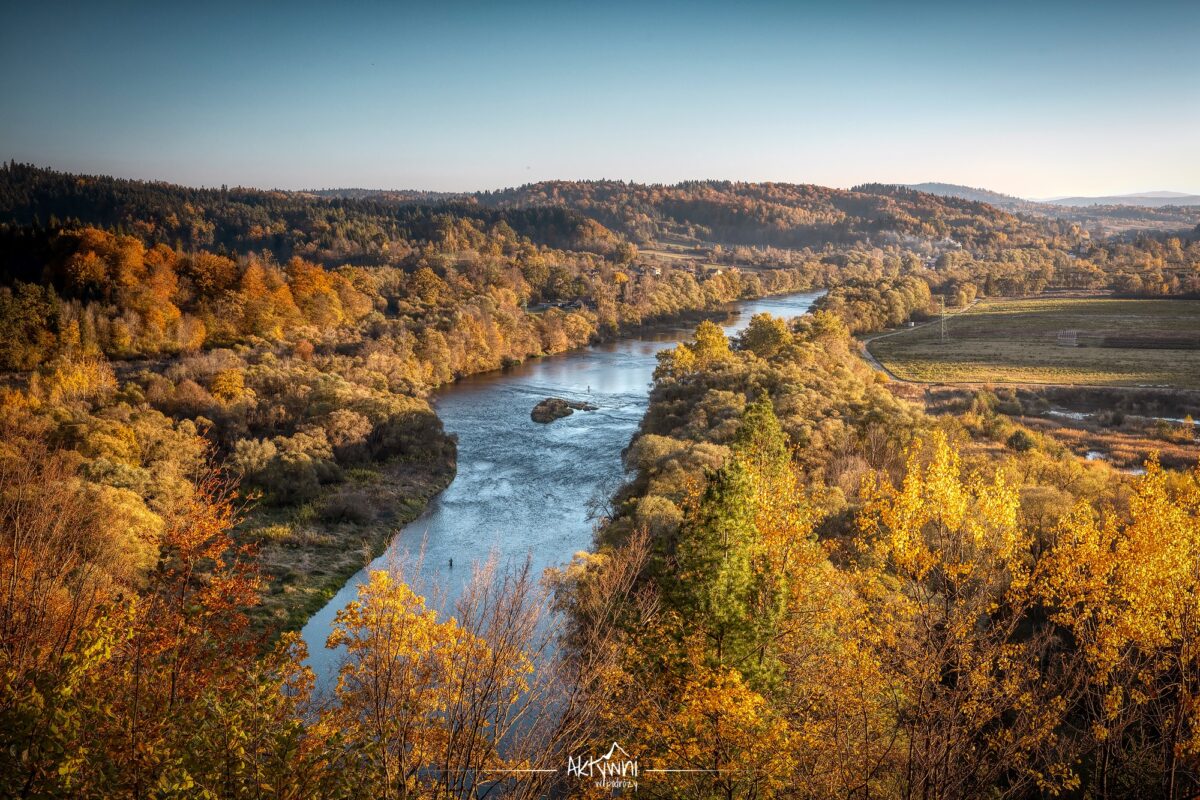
[870,297,1200,388]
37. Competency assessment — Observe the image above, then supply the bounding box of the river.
[300,290,824,682]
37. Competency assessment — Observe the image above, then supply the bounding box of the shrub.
[1006,430,1037,452]
[635,495,683,538]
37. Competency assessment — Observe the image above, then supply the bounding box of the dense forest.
[575,315,1200,798]
[2,163,1200,797]
[478,179,1045,250]
[0,163,628,262]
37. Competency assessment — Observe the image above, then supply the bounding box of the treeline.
[812,275,935,333]
[0,221,796,370]
[478,179,1050,250]
[736,235,1200,302]
[936,237,1200,298]
[811,235,1200,335]
[0,162,627,263]
[1090,233,1200,295]
[7,165,1198,330]
[572,314,1200,798]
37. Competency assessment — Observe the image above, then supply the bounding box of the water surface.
[301,291,823,681]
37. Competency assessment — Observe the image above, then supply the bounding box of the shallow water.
[300,291,824,683]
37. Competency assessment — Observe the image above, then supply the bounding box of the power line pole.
[940,296,946,343]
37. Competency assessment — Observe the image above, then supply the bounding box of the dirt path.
[857,338,902,380]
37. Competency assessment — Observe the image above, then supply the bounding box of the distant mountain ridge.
[906,181,1200,232]
[908,182,1200,210]
[1040,192,1200,208]
[307,188,466,202]
[905,182,1029,211]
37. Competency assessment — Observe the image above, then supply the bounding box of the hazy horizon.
[7,161,1200,202]
[3,0,1198,197]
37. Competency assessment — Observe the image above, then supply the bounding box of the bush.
[259,454,326,505]
[635,495,683,538]
[169,378,215,417]
[345,467,381,485]
[1006,430,1037,452]
[232,438,277,477]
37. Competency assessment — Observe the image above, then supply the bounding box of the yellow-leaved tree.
[326,570,470,796]
[1038,461,1200,798]
[856,431,1073,799]
[325,560,564,799]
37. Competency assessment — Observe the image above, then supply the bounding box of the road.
[857,300,980,382]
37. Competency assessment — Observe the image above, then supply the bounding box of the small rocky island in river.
[531,397,598,423]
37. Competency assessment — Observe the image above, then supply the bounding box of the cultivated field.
[870,297,1200,388]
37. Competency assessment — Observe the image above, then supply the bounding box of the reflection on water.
[301,291,824,682]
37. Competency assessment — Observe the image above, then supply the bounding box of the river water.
[300,291,824,682]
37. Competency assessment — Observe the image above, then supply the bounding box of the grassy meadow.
[870,297,1200,388]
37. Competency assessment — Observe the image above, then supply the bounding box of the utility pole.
[940,296,946,343]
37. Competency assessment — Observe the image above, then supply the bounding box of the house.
[632,263,662,277]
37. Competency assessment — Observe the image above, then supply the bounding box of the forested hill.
[306,188,466,203]
[476,179,1042,249]
[2,165,1055,261]
[905,181,1031,210]
[0,163,624,264]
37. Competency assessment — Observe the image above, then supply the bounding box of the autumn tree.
[325,558,564,799]
[856,432,1072,799]
[1038,462,1200,798]
[0,458,342,798]
[736,312,793,359]
[0,283,58,370]
[692,320,733,367]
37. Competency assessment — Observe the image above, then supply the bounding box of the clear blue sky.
[2,0,1197,197]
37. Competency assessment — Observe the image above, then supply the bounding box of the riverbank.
[297,290,826,680]
[246,443,457,635]
[248,287,824,637]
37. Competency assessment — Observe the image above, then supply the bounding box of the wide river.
[301,290,824,682]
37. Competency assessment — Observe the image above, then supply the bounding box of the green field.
[869,297,1200,388]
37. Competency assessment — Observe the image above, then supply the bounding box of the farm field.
[869,297,1200,388]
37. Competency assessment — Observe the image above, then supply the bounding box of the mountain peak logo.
[567,741,639,790]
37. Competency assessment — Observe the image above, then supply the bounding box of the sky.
[2,0,1198,197]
